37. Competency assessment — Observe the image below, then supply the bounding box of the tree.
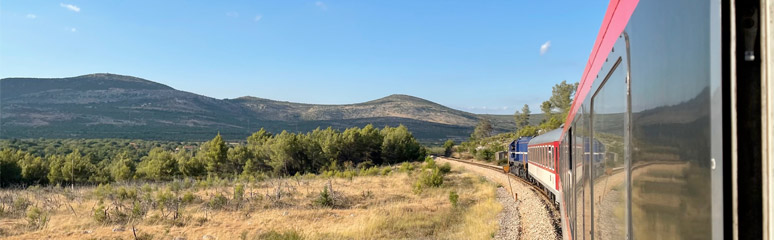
[541,80,578,118]
[0,149,23,185]
[202,133,229,175]
[21,155,49,184]
[61,150,97,184]
[227,145,252,175]
[539,80,579,130]
[178,151,205,177]
[472,118,494,140]
[309,127,343,169]
[247,128,272,146]
[47,155,66,184]
[442,140,455,157]
[381,125,424,164]
[517,125,539,137]
[513,104,531,128]
[110,152,135,182]
[548,80,578,115]
[358,124,384,165]
[268,131,305,175]
[136,148,178,181]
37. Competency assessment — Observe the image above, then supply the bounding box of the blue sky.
[0,1,607,114]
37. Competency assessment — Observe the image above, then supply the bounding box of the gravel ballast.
[494,187,520,240]
[438,158,558,240]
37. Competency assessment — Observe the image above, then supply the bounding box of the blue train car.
[508,136,531,177]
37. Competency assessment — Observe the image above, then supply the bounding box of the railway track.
[442,157,562,240]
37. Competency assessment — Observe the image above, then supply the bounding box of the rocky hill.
[1,74,517,143]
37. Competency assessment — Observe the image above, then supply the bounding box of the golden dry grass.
[0,164,501,240]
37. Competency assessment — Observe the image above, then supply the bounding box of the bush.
[379,166,392,176]
[360,166,380,176]
[208,193,228,210]
[439,163,451,174]
[399,162,414,173]
[116,186,137,201]
[257,230,303,240]
[131,202,146,218]
[421,168,444,187]
[414,168,444,194]
[13,197,31,213]
[412,180,423,194]
[448,191,459,207]
[475,148,495,162]
[26,206,48,229]
[234,183,245,202]
[182,191,196,204]
[93,204,108,224]
[423,156,436,169]
[314,186,334,207]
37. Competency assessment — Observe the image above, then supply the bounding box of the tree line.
[0,124,426,186]
[453,80,578,163]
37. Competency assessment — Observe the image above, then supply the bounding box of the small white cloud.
[226,11,239,18]
[315,1,327,10]
[60,3,80,12]
[540,41,551,55]
[26,14,37,19]
[70,28,77,32]
[254,15,263,22]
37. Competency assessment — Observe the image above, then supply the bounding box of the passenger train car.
[526,128,562,205]
[529,0,774,239]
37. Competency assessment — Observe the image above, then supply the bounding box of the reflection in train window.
[590,57,627,239]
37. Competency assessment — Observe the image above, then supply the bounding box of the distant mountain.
[1,73,519,143]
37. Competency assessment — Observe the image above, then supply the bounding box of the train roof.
[563,0,638,136]
[528,128,563,146]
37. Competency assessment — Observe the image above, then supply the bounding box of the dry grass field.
[0,162,502,240]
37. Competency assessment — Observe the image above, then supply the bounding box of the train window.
[590,56,627,240]
[549,146,553,169]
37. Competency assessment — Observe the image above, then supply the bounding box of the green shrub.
[234,183,245,202]
[335,170,355,180]
[208,193,228,210]
[423,156,436,169]
[257,230,303,240]
[379,166,392,176]
[449,191,459,207]
[314,186,334,207]
[93,183,113,199]
[182,191,196,204]
[420,168,444,188]
[412,180,423,194]
[169,181,182,193]
[131,202,146,218]
[475,148,495,162]
[93,204,108,224]
[116,186,137,201]
[439,163,451,174]
[360,166,380,176]
[399,162,414,173]
[26,206,48,229]
[13,197,31,213]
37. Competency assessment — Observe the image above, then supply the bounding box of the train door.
[566,127,575,239]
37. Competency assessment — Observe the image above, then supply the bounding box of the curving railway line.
[440,157,561,240]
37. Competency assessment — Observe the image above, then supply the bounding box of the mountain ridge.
[1,73,520,143]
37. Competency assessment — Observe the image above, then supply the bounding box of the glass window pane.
[591,58,627,240]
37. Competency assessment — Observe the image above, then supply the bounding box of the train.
[507,136,531,178]
[511,0,774,239]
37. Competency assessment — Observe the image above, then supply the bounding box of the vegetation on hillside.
[0,125,425,187]
[453,80,579,164]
